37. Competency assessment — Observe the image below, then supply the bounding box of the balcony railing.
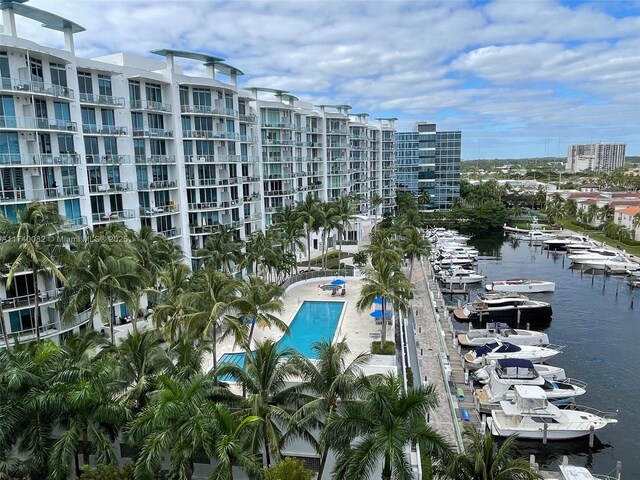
[85,154,131,165]
[92,209,136,222]
[185,155,242,164]
[139,204,179,217]
[180,105,238,117]
[240,155,260,163]
[132,128,173,138]
[157,227,181,238]
[3,309,92,348]
[61,216,88,230]
[137,180,178,190]
[82,124,128,135]
[186,178,239,187]
[183,129,238,140]
[189,220,242,235]
[135,154,176,164]
[262,138,294,146]
[79,92,125,107]
[239,113,257,123]
[130,100,172,112]
[0,116,77,132]
[0,287,63,310]
[262,122,295,130]
[239,135,258,143]
[0,77,74,100]
[89,182,133,193]
[187,200,239,211]
[0,153,81,165]
[0,186,84,203]
[264,189,296,196]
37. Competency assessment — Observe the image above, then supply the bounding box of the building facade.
[395,122,460,210]
[566,143,626,173]
[0,1,396,346]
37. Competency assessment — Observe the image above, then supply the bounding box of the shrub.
[80,464,134,480]
[352,250,368,267]
[263,458,314,480]
[371,340,395,355]
[405,366,414,387]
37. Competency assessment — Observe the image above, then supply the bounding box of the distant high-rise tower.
[566,143,626,173]
[395,122,461,210]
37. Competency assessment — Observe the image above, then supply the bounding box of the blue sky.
[22,0,640,159]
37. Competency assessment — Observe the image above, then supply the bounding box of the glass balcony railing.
[239,113,257,123]
[132,128,173,138]
[130,100,172,112]
[88,182,133,193]
[79,92,125,107]
[137,180,178,190]
[139,203,179,217]
[180,105,238,117]
[85,154,131,165]
[92,209,136,222]
[61,216,88,230]
[82,124,128,135]
[4,309,91,348]
[0,287,63,310]
[0,77,74,100]
[134,154,176,164]
[182,129,236,140]
[0,116,77,132]
[0,153,81,165]
[157,227,181,238]
[0,186,83,202]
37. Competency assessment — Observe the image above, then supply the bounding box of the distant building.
[395,122,461,210]
[566,143,626,173]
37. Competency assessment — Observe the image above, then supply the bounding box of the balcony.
[327,128,350,135]
[139,203,179,217]
[183,129,239,140]
[240,155,260,163]
[0,186,84,203]
[264,189,296,196]
[239,135,258,143]
[157,227,181,239]
[1,77,74,100]
[0,287,63,311]
[189,220,242,235]
[243,193,261,202]
[242,176,260,182]
[262,138,294,146]
[262,122,294,130]
[187,200,239,211]
[3,309,92,348]
[89,182,133,194]
[239,113,257,123]
[0,153,81,166]
[135,154,176,165]
[263,156,294,164]
[0,116,76,132]
[92,209,136,223]
[130,100,172,113]
[186,178,234,187]
[180,105,238,117]
[86,154,131,165]
[61,216,88,230]
[137,180,178,190]
[244,213,262,221]
[264,172,294,180]
[185,155,241,164]
[132,128,173,138]
[79,92,125,107]
[82,124,128,136]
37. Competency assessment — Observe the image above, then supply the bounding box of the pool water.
[218,301,344,367]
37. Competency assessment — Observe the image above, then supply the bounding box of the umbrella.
[373,297,384,305]
[331,279,346,286]
[370,310,392,319]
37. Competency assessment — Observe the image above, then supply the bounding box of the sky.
[17,0,640,159]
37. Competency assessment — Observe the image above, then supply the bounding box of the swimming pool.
[218,300,345,367]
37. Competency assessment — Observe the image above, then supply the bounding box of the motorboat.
[452,292,552,324]
[457,322,549,347]
[473,359,586,413]
[435,255,476,267]
[437,268,485,285]
[432,230,470,244]
[473,362,567,384]
[567,248,619,263]
[543,234,593,251]
[602,259,640,274]
[572,254,635,271]
[438,244,479,258]
[485,279,555,293]
[487,385,617,440]
[514,230,558,242]
[463,341,562,369]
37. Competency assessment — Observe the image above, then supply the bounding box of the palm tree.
[216,340,303,467]
[366,228,401,269]
[586,203,599,225]
[370,192,383,225]
[0,202,74,343]
[356,259,412,345]
[564,198,578,217]
[448,425,542,479]
[197,227,242,273]
[318,201,339,269]
[273,205,306,270]
[417,189,431,210]
[152,262,193,345]
[291,340,371,480]
[633,213,640,240]
[599,204,615,225]
[334,196,357,263]
[399,227,430,280]
[183,269,244,370]
[244,231,269,278]
[322,374,452,480]
[237,276,288,350]
[297,193,322,272]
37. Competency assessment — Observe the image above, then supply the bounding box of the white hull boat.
[568,248,619,263]
[436,256,475,267]
[488,385,617,440]
[438,269,485,285]
[485,279,555,293]
[544,234,592,251]
[463,341,562,369]
[473,363,567,384]
[515,230,557,242]
[457,323,549,347]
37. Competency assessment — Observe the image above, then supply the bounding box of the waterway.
[447,234,639,476]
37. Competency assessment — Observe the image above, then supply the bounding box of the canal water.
[447,234,640,476]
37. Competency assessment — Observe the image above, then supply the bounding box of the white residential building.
[0,1,395,346]
[566,143,626,173]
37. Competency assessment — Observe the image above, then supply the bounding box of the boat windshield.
[495,343,521,353]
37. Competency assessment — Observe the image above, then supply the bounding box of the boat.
[567,248,619,263]
[543,234,593,251]
[572,254,636,271]
[602,259,640,274]
[487,385,617,440]
[486,279,555,293]
[473,362,567,384]
[514,230,558,242]
[452,292,553,324]
[463,341,562,368]
[438,244,479,258]
[435,255,476,267]
[473,359,586,413]
[437,268,485,285]
[457,322,549,347]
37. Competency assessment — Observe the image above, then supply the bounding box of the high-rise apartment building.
[0,1,396,346]
[566,143,626,173]
[395,122,460,210]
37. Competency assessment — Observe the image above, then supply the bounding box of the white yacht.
[515,230,558,242]
[487,385,617,440]
[453,292,553,324]
[544,234,593,251]
[568,248,619,263]
[486,279,556,293]
[473,362,567,384]
[457,323,549,347]
[437,268,485,285]
[463,341,562,369]
[474,359,586,413]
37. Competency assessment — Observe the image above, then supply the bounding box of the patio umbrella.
[331,279,346,286]
[370,310,392,319]
[373,297,384,305]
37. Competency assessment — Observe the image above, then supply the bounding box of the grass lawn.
[298,251,354,270]
[557,218,640,256]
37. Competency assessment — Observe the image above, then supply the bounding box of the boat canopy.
[514,385,549,411]
[474,342,499,355]
[497,359,534,368]
[494,343,521,353]
[496,359,537,379]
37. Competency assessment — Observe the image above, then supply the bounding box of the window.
[98,75,112,96]
[49,63,67,87]
[192,88,211,107]
[61,166,78,187]
[104,137,118,155]
[77,72,93,94]
[0,95,15,118]
[148,113,164,130]
[131,112,143,131]
[58,134,74,154]
[30,58,43,82]
[194,116,212,132]
[128,80,140,103]
[133,139,145,157]
[84,137,99,161]
[106,166,120,184]
[0,52,9,81]
[53,102,70,122]
[179,87,189,106]
[149,139,166,156]
[0,133,19,161]
[145,83,162,103]
[81,107,96,126]
[101,109,115,126]
[38,134,51,154]
[34,99,47,119]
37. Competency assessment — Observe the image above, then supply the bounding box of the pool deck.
[203,277,393,371]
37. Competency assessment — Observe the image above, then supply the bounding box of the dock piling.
[589,425,595,448]
[543,423,548,445]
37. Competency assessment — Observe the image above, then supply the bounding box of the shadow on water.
[512,436,613,471]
